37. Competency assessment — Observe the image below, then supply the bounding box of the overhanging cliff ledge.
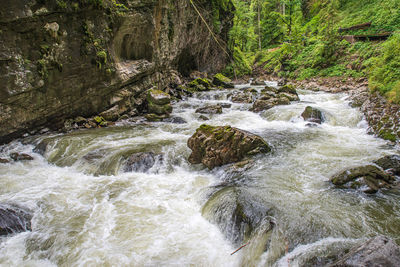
[0,0,234,144]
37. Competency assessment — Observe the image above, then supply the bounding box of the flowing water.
[1,82,400,267]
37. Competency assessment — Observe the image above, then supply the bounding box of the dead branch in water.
[230,241,251,255]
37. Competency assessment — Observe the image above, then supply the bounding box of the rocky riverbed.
[1,80,400,266]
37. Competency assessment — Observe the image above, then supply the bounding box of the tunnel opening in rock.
[176,48,198,77]
[121,32,153,61]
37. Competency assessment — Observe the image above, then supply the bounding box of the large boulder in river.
[187,125,271,169]
[301,106,324,124]
[188,78,212,91]
[123,152,163,173]
[230,92,254,103]
[0,204,32,236]
[202,186,274,245]
[195,105,223,115]
[330,165,395,194]
[213,73,234,89]
[331,236,400,267]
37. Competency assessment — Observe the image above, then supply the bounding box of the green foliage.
[223,47,252,77]
[367,32,400,102]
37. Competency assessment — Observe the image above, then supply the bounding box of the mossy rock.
[213,73,234,89]
[301,106,324,124]
[147,89,171,105]
[279,84,297,95]
[188,78,212,91]
[145,113,167,122]
[148,102,172,115]
[187,124,271,169]
[378,129,397,142]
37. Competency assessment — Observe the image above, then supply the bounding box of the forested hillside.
[226,0,400,102]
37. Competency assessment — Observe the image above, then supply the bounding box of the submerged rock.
[0,158,10,164]
[195,105,223,115]
[301,106,324,124]
[198,115,210,121]
[330,165,395,194]
[163,117,187,124]
[0,204,32,236]
[202,186,274,245]
[123,152,163,173]
[374,155,400,175]
[187,125,271,169]
[331,236,400,267]
[213,73,234,89]
[10,153,34,161]
[33,139,51,155]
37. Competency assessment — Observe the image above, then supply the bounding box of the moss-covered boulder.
[330,165,395,194]
[301,106,324,124]
[188,78,212,91]
[187,125,271,169]
[213,73,234,89]
[279,84,297,95]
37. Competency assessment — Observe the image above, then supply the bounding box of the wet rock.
[374,155,400,175]
[33,139,51,155]
[251,99,277,112]
[188,78,212,91]
[278,79,287,86]
[74,116,87,125]
[279,84,297,95]
[219,103,232,108]
[148,102,173,115]
[262,86,279,94]
[250,79,265,86]
[195,105,223,115]
[0,158,10,164]
[213,73,234,89]
[202,186,274,245]
[276,96,291,105]
[10,153,34,161]
[231,92,254,103]
[331,236,400,267]
[0,204,32,236]
[147,89,171,105]
[301,106,324,124]
[163,117,187,124]
[199,115,210,121]
[99,105,127,122]
[123,152,163,173]
[330,165,395,194]
[145,113,168,122]
[187,125,271,169]
[244,87,258,94]
[279,92,299,102]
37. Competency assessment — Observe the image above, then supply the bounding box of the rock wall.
[0,0,234,144]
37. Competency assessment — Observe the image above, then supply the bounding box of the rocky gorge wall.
[0,0,234,144]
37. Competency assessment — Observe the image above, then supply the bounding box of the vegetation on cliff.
[226,0,400,102]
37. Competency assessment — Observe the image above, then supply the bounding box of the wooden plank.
[338,22,372,33]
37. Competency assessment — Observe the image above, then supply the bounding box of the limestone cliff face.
[0,0,234,144]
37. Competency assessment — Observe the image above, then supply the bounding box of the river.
[1,82,400,266]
